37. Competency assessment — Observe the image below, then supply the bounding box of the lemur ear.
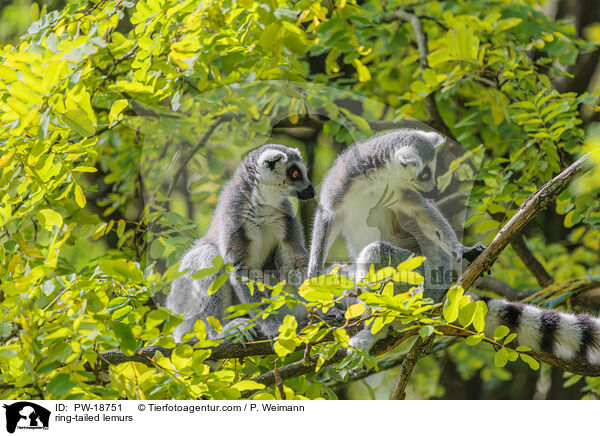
[258,149,288,170]
[417,131,446,148]
[394,146,422,168]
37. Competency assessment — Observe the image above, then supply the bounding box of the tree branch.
[474,276,535,300]
[165,114,233,197]
[271,116,433,132]
[511,234,554,287]
[389,335,436,399]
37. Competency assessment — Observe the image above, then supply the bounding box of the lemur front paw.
[462,242,486,263]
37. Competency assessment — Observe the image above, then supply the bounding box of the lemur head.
[254,144,315,200]
[393,130,445,199]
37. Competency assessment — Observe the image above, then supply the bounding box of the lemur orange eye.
[418,168,431,181]
[288,166,301,180]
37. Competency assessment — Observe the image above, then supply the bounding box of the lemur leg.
[167,243,230,342]
[349,241,422,354]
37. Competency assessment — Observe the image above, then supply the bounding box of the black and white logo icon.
[3,402,50,433]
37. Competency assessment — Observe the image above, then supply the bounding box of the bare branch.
[474,276,535,300]
[394,10,452,138]
[511,234,554,287]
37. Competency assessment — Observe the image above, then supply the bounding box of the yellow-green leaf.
[36,209,63,230]
[109,99,129,123]
[345,303,366,320]
[62,109,95,137]
[74,183,86,208]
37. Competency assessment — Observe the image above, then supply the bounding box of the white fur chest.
[338,166,407,257]
[242,185,287,269]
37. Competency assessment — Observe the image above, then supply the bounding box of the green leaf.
[207,274,228,295]
[494,347,508,367]
[47,373,75,397]
[231,380,265,391]
[520,354,540,370]
[472,300,487,333]
[465,334,483,346]
[112,322,137,356]
[443,286,465,323]
[111,305,133,320]
[494,325,510,341]
[345,303,366,319]
[171,344,193,370]
[397,256,426,272]
[419,325,435,338]
[99,259,143,282]
[191,267,218,280]
[109,99,129,123]
[36,208,63,230]
[352,58,371,82]
[74,183,86,208]
[62,109,95,137]
[206,316,222,333]
[458,300,476,327]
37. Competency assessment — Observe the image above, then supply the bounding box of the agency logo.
[2,402,50,434]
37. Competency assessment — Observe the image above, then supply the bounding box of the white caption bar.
[0,400,596,435]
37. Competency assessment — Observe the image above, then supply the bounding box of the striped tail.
[483,299,600,364]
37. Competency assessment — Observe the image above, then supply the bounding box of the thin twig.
[165,115,233,197]
[394,10,451,138]
[511,234,554,287]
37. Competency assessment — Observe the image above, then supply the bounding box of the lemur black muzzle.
[297,185,316,200]
[420,186,439,200]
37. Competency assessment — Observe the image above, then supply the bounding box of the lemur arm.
[399,189,466,260]
[277,210,308,271]
[307,206,340,277]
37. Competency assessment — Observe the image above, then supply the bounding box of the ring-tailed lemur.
[166,144,315,343]
[308,128,484,302]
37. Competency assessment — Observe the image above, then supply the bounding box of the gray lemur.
[166,144,315,343]
[308,128,484,302]
[307,128,483,351]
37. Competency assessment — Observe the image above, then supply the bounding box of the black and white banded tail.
[484,299,600,364]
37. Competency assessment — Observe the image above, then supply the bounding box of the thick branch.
[474,276,535,300]
[272,116,433,132]
[457,153,591,291]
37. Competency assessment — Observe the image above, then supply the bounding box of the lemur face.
[394,145,439,199]
[257,145,316,200]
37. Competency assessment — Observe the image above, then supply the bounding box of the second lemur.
[166,144,315,342]
[308,128,484,302]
